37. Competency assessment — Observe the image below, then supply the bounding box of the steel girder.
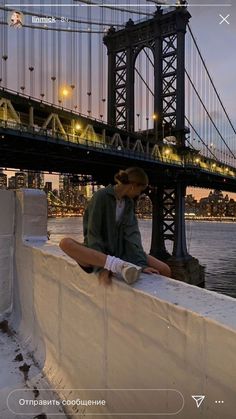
[104,7,191,141]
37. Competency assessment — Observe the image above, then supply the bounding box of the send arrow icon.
[192,395,205,408]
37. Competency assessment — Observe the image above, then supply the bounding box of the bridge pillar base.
[167,255,205,287]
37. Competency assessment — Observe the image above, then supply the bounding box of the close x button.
[219,14,230,25]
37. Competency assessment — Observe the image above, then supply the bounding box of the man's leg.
[59,238,142,284]
[59,238,106,268]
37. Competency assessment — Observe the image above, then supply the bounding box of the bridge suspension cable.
[185,24,236,167]
[185,70,235,160]
[187,24,236,138]
[74,0,153,17]
[185,116,219,161]
[1,0,235,171]
[1,0,158,119]
[133,31,235,163]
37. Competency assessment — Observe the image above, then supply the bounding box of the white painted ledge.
[134,273,236,331]
[13,241,236,419]
[0,190,14,315]
[0,189,235,419]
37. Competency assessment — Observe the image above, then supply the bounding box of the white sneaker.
[121,263,142,285]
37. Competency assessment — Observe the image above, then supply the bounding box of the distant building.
[225,198,236,217]
[44,182,52,194]
[15,171,27,189]
[198,190,229,217]
[59,174,70,192]
[59,174,72,205]
[0,170,7,189]
[59,174,95,205]
[8,176,16,189]
[136,194,152,217]
[27,171,44,189]
[185,194,198,215]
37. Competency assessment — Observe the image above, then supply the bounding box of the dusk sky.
[181,0,236,200]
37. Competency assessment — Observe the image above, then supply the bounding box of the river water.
[48,217,236,299]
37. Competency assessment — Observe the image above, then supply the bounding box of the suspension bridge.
[0,0,235,284]
[47,190,87,216]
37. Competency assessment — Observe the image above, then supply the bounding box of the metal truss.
[104,8,190,141]
[115,51,127,129]
[162,35,177,127]
[162,188,175,242]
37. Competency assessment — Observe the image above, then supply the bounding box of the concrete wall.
[0,190,14,315]
[1,189,236,418]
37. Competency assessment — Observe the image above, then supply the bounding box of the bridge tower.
[104,5,204,285]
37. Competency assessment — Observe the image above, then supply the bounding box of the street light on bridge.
[59,85,74,105]
[152,113,158,143]
[75,123,82,131]
[62,88,69,97]
[60,86,71,98]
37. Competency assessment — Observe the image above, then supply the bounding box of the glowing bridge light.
[75,123,82,131]
[59,85,72,99]
[62,88,69,97]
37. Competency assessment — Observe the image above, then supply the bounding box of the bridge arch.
[134,46,155,133]
[104,8,190,145]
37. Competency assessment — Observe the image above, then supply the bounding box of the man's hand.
[98,269,112,286]
[142,267,160,275]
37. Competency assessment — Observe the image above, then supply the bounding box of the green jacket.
[83,185,148,268]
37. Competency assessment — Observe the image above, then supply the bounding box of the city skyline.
[3,170,236,219]
[2,168,236,202]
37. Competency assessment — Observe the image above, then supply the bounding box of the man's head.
[114,167,149,199]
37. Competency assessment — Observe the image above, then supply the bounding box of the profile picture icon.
[8,10,24,28]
